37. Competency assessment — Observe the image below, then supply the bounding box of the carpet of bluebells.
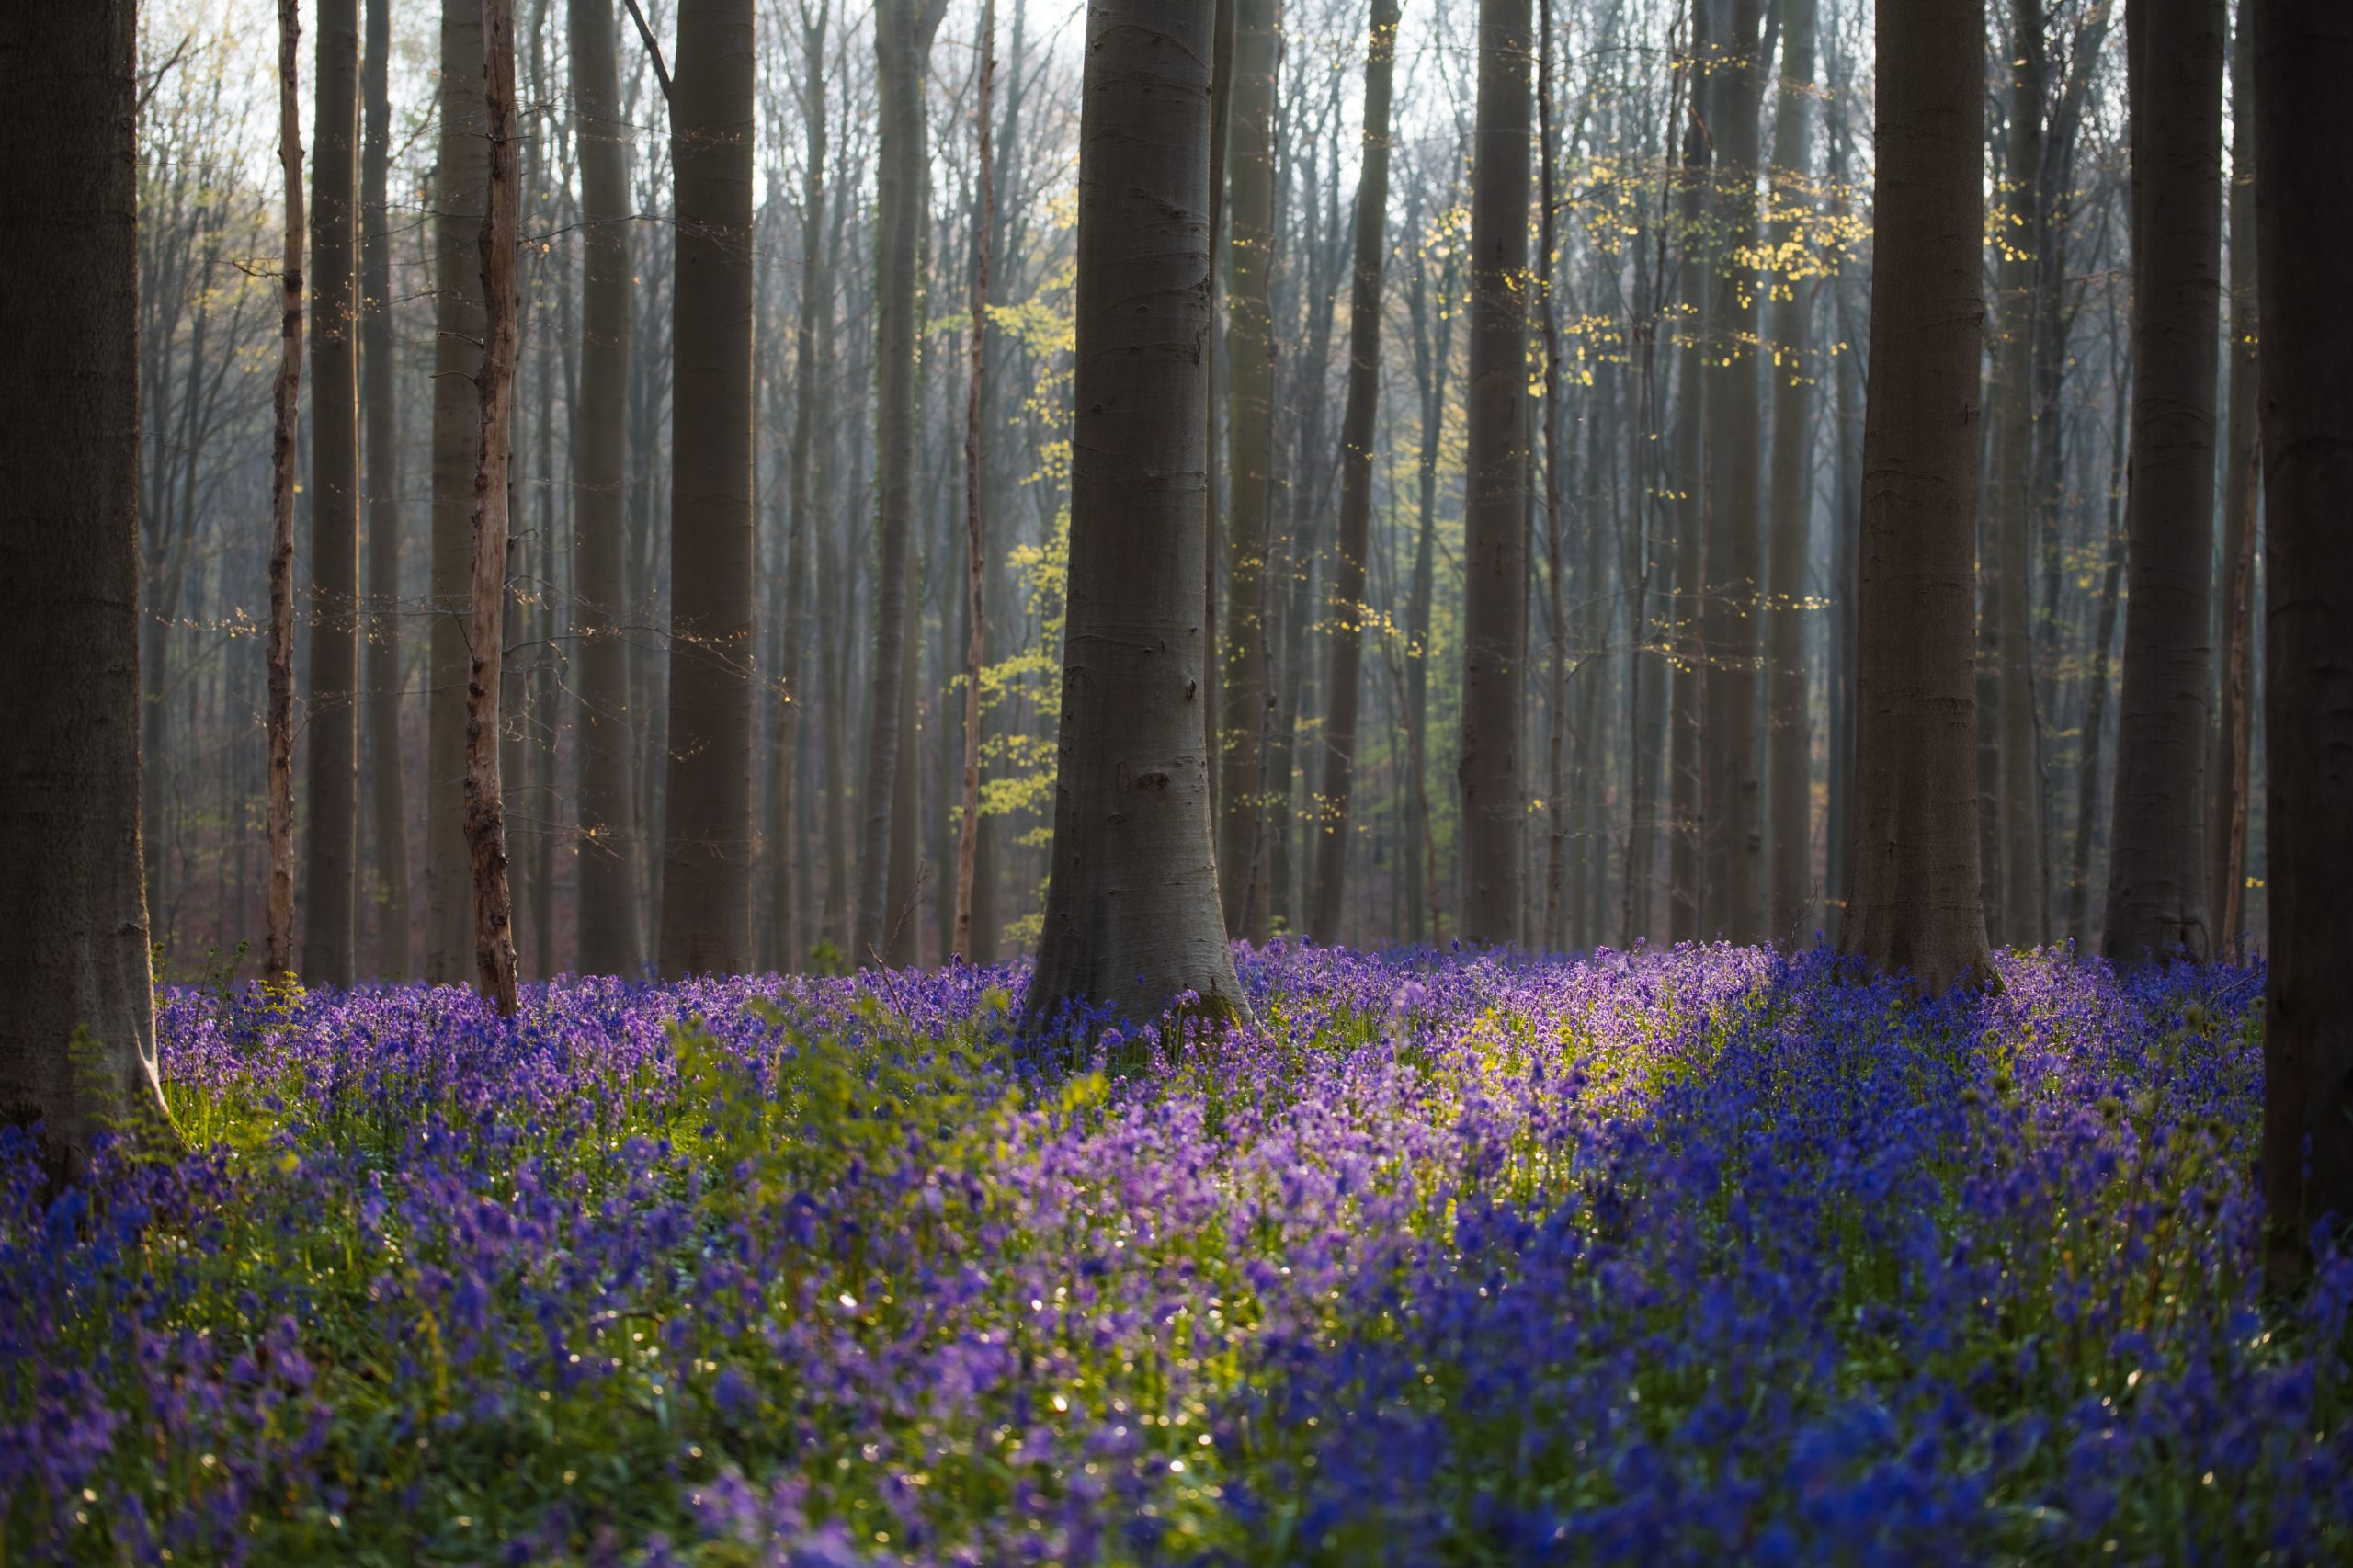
[6,941,2352,1564]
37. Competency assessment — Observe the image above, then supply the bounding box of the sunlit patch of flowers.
[3,942,2348,1563]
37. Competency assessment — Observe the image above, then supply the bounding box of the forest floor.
[6,943,2349,1564]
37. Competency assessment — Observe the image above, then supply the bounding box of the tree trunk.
[1765,0,1818,946]
[1403,186,1452,946]
[265,0,304,983]
[426,0,487,982]
[0,0,176,1173]
[2254,0,2353,1290]
[1459,0,1534,948]
[361,0,411,977]
[954,0,995,961]
[1536,0,1568,952]
[1218,0,1277,944]
[1307,0,1398,946]
[2103,0,2223,967]
[1667,0,1713,944]
[855,0,946,965]
[305,0,360,987]
[2208,3,2257,952]
[1021,0,1246,1034]
[1840,0,1995,994]
[884,540,921,967]
[1986,0,2048,950]
[2069,340,2131,945]
[659,0,758,977]
[570,0,645,975]
[1705,0,1766,943]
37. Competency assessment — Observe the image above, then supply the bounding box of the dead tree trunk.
[1021,0,1246,1034]
[0,0,178,1173]
[1840,0,1995,994]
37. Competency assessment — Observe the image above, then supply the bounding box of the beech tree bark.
[571,0,645,975]
[1667,0,1713,943]
[1840,0,1995,994]
[2208,4,2257,952]
[2255,0,2353,1290]
[1218,0,1278,944]
[426,0,487,982]
[953,0,996,961]
[1765,0,1817,946]
[2103,0,2224,967]
[305,0,360,987]
[0,0,177,1173]
[1986,0,2047,949]
[265,0,304,983]
[464,0,523,1015]
[1459,0,1533,948]
[361,0,410,976]
[1307,0,1398,947]
[855,0,948,965]
[1022,0,1245,1034]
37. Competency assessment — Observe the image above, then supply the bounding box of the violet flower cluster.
[2,942,2347,1564]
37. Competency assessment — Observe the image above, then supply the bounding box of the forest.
[2,0,2349,1561]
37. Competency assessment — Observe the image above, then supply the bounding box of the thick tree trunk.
[361,0,411,977]
[2255,0,2353,1290]
[1021,0,1245,1034]
[1704,0,1766,943]
[659,0,758,977]
[1459,0,1534,948]
[2103,0,2223,966]
[265,0,304,983]
[855,0,946,965]
[2208,5,2257,952]
[954,0,995,961]
[466,0,522,1016]
[1307,0,1398,946]
[1840,0,1995,994]
[1218,0,1277,944]
[1765,0,1818,946]
[305,0,360,987]
[1986,0,2048,950]
[1667,0,1713,944]
[570,0,645,975]
[0,0,176,1173]
[426,0,487,982]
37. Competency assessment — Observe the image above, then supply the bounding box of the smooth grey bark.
[1667,0,1713,943]
[2208,2,2256,951]
[1764,0,1817,946]
[571,0,645,974]
[1459,0,1533,947]
[1308,0,1399,946]
[426,0,487,982]
[2103,0,2224,967]
[361,0,411,976]
[1218,0,1277,943]
[305,0,360,987]
[2255,0,2353,1290]
[1022,0,1245,1034]
[0,0,176,1174]
[1840,0,1995,994]
[659,0,758,977]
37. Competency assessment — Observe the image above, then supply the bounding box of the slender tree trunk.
[954,0,996,960]
[1308,0,1398,946]
[884,540,921,966]
[361,0,411,977]
[1765,0,1817,946]
[1668,0,1713,943]
[1824,42,1861,920]
[426,0,487,982]
[2104,0,2223,966]
[1840,0,1995,994]
[1205,0,1233,840]
[1985,0,2048,950]
[0,0,177,1173]
[265,0,304,983]
[1704,0,1766,943]
[465,0,522,1015]
[1404,201,1451,945]
[2255,0,2353,1290]
[2069,344,2131,945]
[305,0,360,987]
[1537,0,1569,951]
[1460,0,1534,947]
[856,0,946,964]
[2209,4,2257,951]
[659,0,758,976]
[1021,0,1245,1033]
[1218,0,1278,943]
[570,0,645,974]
